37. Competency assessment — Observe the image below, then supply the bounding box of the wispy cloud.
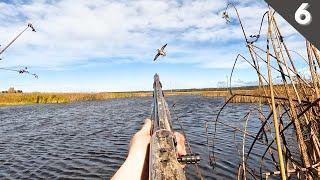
[0,0,311,91]
[0,0,302,68]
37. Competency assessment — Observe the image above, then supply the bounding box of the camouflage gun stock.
[149,74,186,180]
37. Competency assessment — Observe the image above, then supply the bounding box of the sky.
[0,0,309,92]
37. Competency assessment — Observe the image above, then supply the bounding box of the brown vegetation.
[206,4,320,179]
[0,92,151,106]
[0,86,301,106]
[0,90,231,106]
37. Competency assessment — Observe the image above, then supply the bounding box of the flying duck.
[154,44,167,61]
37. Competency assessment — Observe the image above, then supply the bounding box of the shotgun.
[149,74,200,179]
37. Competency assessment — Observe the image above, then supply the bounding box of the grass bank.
[0,85,296,106]
[0,90,230,106]
[0,92,150,106]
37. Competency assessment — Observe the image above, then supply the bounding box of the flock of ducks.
[0,23,38,78]
[153,11,232,62]
[1,9,235,80]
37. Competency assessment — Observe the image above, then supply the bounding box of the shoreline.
[0,85,292,107]
[0,90,229,107]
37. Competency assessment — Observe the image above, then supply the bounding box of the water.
[0,96,294,179]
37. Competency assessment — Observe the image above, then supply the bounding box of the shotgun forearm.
[149,74,186,180]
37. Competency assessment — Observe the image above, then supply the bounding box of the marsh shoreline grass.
[1,84,300,107]
[0,90,229,106]
[0,92,149,106]
[0,85,294,106]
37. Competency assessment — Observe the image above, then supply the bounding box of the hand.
[112,118,187,180]
[174,131,187,158]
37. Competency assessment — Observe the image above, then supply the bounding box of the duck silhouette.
[28,23,36,32]
[222,12,231,24]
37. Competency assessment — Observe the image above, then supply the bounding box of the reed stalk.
[208,3,320,179]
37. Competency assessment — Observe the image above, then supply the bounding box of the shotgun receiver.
[149,74,186,180]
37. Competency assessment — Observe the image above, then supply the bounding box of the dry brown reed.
[0,90,230,106]
[207,4,320,180]
[0,92,152,106]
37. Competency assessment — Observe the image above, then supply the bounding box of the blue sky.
[0,0,308,92]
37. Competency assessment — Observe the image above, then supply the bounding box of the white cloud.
[0,0,308,71]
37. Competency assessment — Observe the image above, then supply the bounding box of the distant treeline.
[167,84,292,92]
[106,85,275,94]
[1,87,23,94]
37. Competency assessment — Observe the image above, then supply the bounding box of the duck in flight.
[28,23,36,32]
[0,66,38,78]
[154,44,167,61]
[222,12,231,24]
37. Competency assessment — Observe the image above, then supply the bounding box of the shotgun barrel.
[149,74,186,180]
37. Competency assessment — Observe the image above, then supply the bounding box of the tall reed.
[208,4,320,179]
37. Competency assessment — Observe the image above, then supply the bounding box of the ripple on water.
[0,96,294,179]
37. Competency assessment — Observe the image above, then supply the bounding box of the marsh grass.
[2,87,294,106]
[0,90,235,106]
[0,92,153,106]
